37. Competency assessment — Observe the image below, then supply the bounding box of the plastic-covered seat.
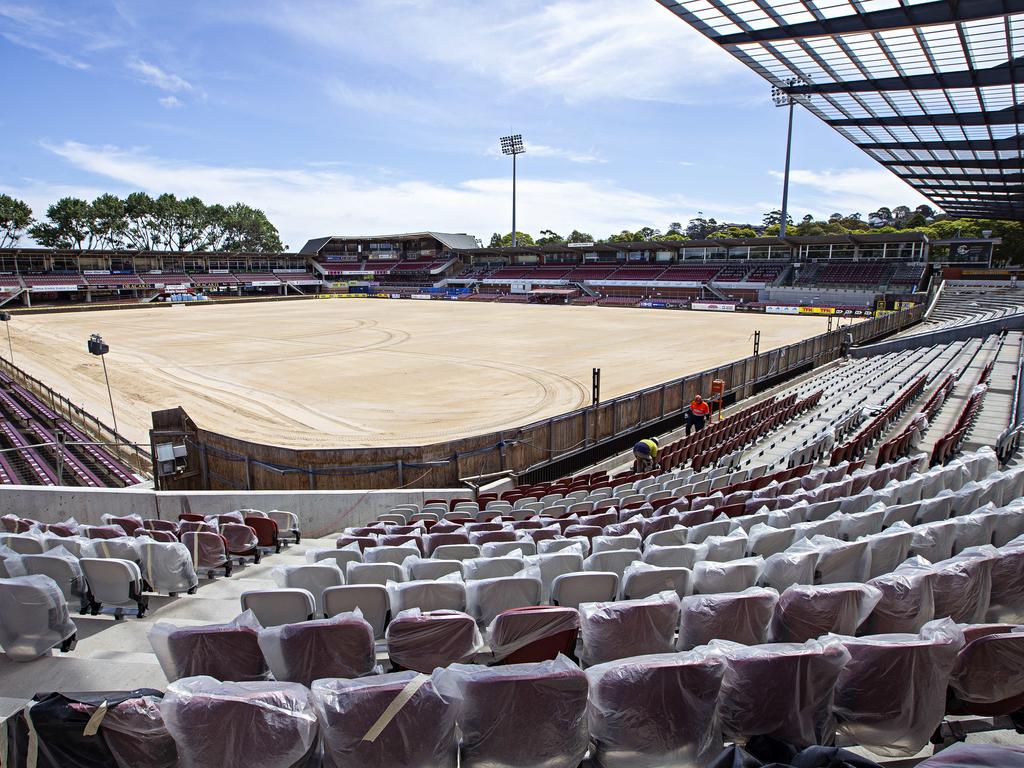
[305,547,362,571]
[583,549,640,581]
[312,671,456,768]
[487,605,579,664]
[678,587,778,651]
[770,583,882,643]
[161,677,319,768]
[466,576,542,625]
[522,552,585,599]
[438,657,589,768]
[247,516,282,554]
[180,531,232,578]
[1,533,44,555]
[272,563,344,616]
[346,561,403,586]
[790,536,870,584]
[985,544,1024,623]
[240,588,316,627]
[911,520,957,563]
[138,540,199,596]
[621,563,691,600]
[386,609,482,672]
[551,571,618,609]
[432,544,481,561]
[833,619,964,757]
[586,648,726,768]
[642,544,704,569]
[932,549,996,623]
[323,584,389,638]
[463,555,523,581]
[83,524,129,540]
[21,548,86,611]
[220,523,261,562]
[80,557,148,618]
[747,524,796,558]
[759,550,818,592]
[101,514,144,536]
[407,557,464,581]
[0,574,77,660]
[592,533,642,554]
[84,535,141,563]
[483,540,536,558]
[864,525,915,579]
[863,557,937,634]
[268,510,301,544]
[948,627,1024,717]
[364,544,420,566]
[579,591,681,665]
[711,637,851,748]
[388,578,467,614]
[258,613,376,686]
[149,611,269,682]
[693,556,762,594]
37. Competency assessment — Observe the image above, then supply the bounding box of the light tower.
[499,134,526,247]
[771,78,810,238]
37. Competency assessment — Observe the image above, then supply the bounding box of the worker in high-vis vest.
[685,394,711,436]
[632,437,659,472]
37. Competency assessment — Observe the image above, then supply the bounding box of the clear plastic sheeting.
[387,576,467,614]
[385,609,483,673]
[949,627,1024,705]
[83,535,141,562]
[139,540,199,595]
[438,656,589,768]
[101,693,179,768]
[693,556,762,594]
[161,676,319,768]
[789,536,870,584]
[832,619,964,757]
[914,743,1024,768]
[272,563,344,614]
[149,611,269,682]
[463,555,524,581]
[678,587,778,651]
[487,605,580,662]
[932,547,997,623]
[0,573,76,661]
[579,591,681,666]
[863,557,937,634]
[20,545,85,607]
[312,671,457,768]
[987,543,1024,623]
[771,583,882,643]
[709,637,850,748]
[760,550,818,592]
[258,613,376,686]
[521,552,584,599]
[748,524,798,558]
[465,576,541,625]
[863,524,914,579]
[586,649,726,768]
[621,561,692,599]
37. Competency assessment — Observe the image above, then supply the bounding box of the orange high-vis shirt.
[690,399,710,416]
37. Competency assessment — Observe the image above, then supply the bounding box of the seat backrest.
[245,516,279,547]
[273,564,344,615]
[3,534,44,555]
[240,588,316,627]
[583,549,640,579]
[463,556,523,581]
[150,613,268,682]
[323,585,390,638]
[642,544,704,570]
[307,548,362,570]
[693,557,761,594]
[551,572,618,609]
[386,610,481,673]
[22,553,82,602]
[466,576,542,625]
[482,540,536,558]
[258,614,376,686]
[0,574,76,661]
[80,558,141,604]
[388,580,467,614]
[346,562,404,586]
[409,558,464,581]
[678,587,778,650]
[622,566,691,600]
[949,630,1024,710]
[488,606,580,664]
[180,531,228,569]
[364,545,420,566]
[220,523,258,554]
[432,544,481,561]
[770,583,883,644]
[579,592,681,665]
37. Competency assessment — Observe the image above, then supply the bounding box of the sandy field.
[11,300,831,449]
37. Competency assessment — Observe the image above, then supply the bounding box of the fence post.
[245,456,252,490]
[396,459,404,487]
[548,417,555,456]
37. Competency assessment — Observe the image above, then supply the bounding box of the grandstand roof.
[656,0,1024,221]
[299,232,480,254]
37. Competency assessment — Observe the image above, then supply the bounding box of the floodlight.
[88,333,120,443]
[499,134,526,246]
[771,78,809,237]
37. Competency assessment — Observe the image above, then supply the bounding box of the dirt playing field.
[12,300,831,449]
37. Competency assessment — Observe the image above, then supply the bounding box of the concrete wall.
[852,313,1024,359]
[766,286,878,307]
[0,485,466,537]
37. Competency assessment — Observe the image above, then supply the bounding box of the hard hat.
[651,437,659,445]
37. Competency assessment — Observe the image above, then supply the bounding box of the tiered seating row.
[830,375,927,465]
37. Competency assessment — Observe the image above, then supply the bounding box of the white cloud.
[126,57,192,92]
[259,0,754,105]
[767,167,934,218]
[158,95,183,109]
[37,141,755,248]
[485,141,603,164]
[325,78,447,121]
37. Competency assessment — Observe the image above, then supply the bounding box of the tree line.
[0,193,284,252]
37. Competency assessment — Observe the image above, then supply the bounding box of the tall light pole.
[500,134,525,247]
[771,78,809,238]
[0,312,12,364]
[88,333,119,441]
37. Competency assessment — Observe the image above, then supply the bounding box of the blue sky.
[0,0,929,249]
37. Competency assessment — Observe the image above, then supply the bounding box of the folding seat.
[161,677,319,768]
[985,543,1024,623]
[376,512,407,525]
[432,543,481,561]
[387,609,482,672]
[463,555,523,581]
[388,578,467,614]
[759,550,818,592]
[1,533,44,555]
[747,523,798,559]
[863,557,937,634]
[346,561,403,586]
[176,520,215,537]
[592,532,642,554]
[220,522,261,563]
[583,549,640,582]
[268,510,301,544]
[914,493,955,525]
[551,571,618,609]
[947,628,1024,719]
[693,556,762,594]
[791,516,843,543]
[644,527,688,548]
[580,511,618,528]
[180,531,232,578]
[621,563,691,600]
[932,548,997,623]
[471,530,516,547]
[522,551,585,598]
[21,548,86,611]
[805,499,842,522]
[137,539,199,596]
[258,613,377,686]
[687,518,731,544]
[482,540,536,557]
[240,588,316,627]
[83,524,131,540]
[839,506,886,540]
[324,584,390,638]
[910,520,957,563]
[0,574,77,661]
[537,538,588,556]
[363,544,419,566]
[438,657,589,768]
[101,514,144,536]
[312,671,456,768]
[487,605,579,664]
[703,530,748,562]
[992,505,1024,547]
[678,586,778,651]
[246,515,282,553]
[272,563,343,616]
[150,611,269,682]
[80,557,148,618]
[770,583,882,643]
[466,576,542,625]
[407,557,464,581]
[579,591,681,665]
[790,536,870,584]
[833,620,964,757]
[306,546,362,571]
[711,637,850,748]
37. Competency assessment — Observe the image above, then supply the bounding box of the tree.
[762,209,793,229]
[892,205,912,224]
[536,229,565,245]
[685,217,717,239]
[566,230,593,243]
[219,203,284,252]
[666,221,683,235]
[29,197,92,249]
[123,192,158,250]
[869,207,892,227]
[489,231,535,247]
[635,226,660,241]
[914,204,935,220]
[709,225,757,239]
[89,193,126,250]
[0,194,32,248]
